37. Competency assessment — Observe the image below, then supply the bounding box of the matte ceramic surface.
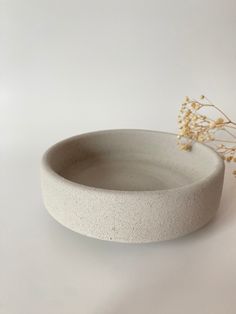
[41,129,225,243]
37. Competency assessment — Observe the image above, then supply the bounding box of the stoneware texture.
[41,129,225,243]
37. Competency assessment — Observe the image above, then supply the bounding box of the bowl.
[41,129,224,243]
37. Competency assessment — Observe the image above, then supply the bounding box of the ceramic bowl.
[41,129,224,243]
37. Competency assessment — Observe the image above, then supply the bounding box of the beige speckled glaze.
[41,129,225,243]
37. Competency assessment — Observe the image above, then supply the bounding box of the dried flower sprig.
[177,95,236,176]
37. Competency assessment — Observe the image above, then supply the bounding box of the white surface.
[1,0,236,313]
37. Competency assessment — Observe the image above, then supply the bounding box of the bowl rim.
[41,129,225,194]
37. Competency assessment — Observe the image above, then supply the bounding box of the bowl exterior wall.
[41,163,224,243]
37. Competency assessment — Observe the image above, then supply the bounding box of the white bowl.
[41,129,224,243]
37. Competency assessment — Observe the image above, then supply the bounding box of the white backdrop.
[1,1,236,313]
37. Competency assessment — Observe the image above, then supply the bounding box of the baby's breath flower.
[209,121,216,128]
[179,143,192,151]
[215,117,224,125]
[177,95,236,176]
[191,102,201,110]
[197,134,205,142]
[226,156,233,162]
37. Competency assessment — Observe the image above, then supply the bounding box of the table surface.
[1,146,236,314]
[2,0,236,312]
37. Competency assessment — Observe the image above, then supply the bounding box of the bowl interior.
[45,130,220,191]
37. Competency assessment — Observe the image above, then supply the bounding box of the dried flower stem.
[177,95,236,176]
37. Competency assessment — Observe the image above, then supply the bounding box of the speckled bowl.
[41,129,224,243]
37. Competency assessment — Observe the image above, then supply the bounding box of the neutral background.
[1,0,236,313]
